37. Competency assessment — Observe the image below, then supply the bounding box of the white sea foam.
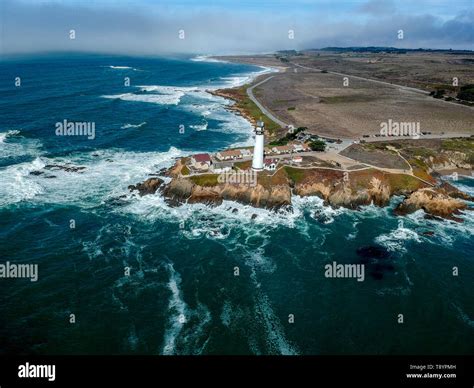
[374,220,422,253]
[121,122,147,129]
[179,302,212,355]
[102,91,183,105]
[452,303,474,328]
[292,195,347,224]
[0,130,43,161]
[162,263,188,355]
[103,85,208,106]
[0,130,21,143]
[190,55,227,63]
[189,121,208,131]
[220,301,233,327]
[255,291,298,355]
[108,65,138,71]
[124,197,300,232]
[0,147,183,208]
[0,157,45,206]
[101,61,275,145]
[224,241,298,355]
[452,182,474,196]
[406,208,474,247]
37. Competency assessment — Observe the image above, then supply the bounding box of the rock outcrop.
[133,158,472,222]
[394,184,472,221]
[162,178,291,209]
[128,178,163,196]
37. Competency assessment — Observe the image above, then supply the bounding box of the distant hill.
[305,47,474,55]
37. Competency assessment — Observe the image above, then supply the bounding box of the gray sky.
[1,0,473,55]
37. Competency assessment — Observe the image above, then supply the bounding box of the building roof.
[272,145,293,152]
[217,149,242,158]
[192,153,211,163]
[264,158,277,165]
[213,161,234,167]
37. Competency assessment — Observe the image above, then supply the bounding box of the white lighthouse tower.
[252,121,265,171]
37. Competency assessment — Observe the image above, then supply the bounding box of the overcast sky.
[1,0,473,55]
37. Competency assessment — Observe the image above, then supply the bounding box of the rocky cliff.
[131,161,472,221]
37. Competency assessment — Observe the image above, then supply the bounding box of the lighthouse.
[252,121,265,171]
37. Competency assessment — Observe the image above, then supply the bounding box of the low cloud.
[358,0,397,15]
[1,0,472,55]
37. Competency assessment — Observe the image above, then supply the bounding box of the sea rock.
[128,177,163,196]
[394,187,468,222]
[356,245,391,260]
[44,164,86,173]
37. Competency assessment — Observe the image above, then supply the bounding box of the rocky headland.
[129,141,473,222]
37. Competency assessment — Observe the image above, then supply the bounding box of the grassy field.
[284,166,306,184]
[214,84,281,136]
[219,52,474,139]
[189,174,219,187]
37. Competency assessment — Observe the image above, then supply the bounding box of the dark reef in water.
[356,245,395,280]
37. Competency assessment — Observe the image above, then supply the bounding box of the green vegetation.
[235,85,280,135]
[427,83,455,92]
[308,140,326,152]
[189,174,219,187]
[442,138,474,164]
[361,142,386,151]
[387,173,426,191]
[457,84,474,102]
[284,166,306,184]
[404,147,436,158]
[181,165,190,176]
[430,89,445,99]
[269,126,307,146]
[287,107,296,111]
[441,138,474,152]
[233,160,252,170]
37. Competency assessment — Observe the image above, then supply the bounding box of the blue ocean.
[0,54,473,355]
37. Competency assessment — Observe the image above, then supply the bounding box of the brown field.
[296,51,474,94]
[216,52,474,139]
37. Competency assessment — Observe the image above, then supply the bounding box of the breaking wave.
[162,263,188,355]
[121,122,147,129]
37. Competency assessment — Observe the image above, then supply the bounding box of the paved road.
[361,133,472,143]
[246,76,289,128]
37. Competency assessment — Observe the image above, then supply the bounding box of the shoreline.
[205,56,287,139]
[130,56,474,222]
[132,141,474,222]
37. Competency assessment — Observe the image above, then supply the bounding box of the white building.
[292,156,303,163]
[252,121,265,171]
[191,153,212,170]
[264,158,277,171]
[240,149,252,157]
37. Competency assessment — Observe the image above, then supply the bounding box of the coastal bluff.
[130,157,472,221]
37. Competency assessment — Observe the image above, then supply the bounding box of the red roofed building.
[191,153,212,170]
[264,158,277,171]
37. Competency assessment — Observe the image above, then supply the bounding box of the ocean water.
[0,54,473,355]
